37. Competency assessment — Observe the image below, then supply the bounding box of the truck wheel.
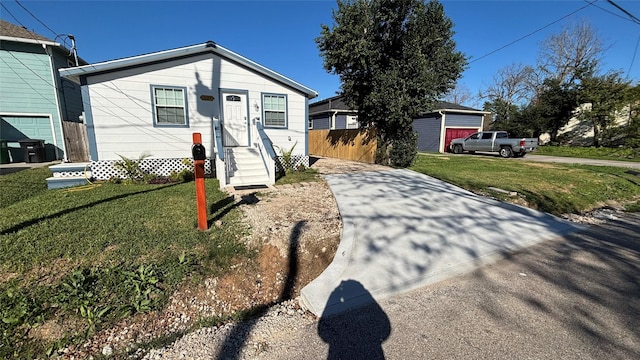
[453,144,463,154]
[499,147,513,158]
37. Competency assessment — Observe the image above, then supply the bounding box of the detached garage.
[413,102,489,153]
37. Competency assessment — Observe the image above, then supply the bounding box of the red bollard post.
[192,133,208,231]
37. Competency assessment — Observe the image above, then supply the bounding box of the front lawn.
[0,167,51,207]
[0,170,250,357]
[536,145,640,162]
[411,154,640,215]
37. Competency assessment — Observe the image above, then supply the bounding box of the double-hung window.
[152,86,188,127]
[346,115,359,129]
[262,94,287,128]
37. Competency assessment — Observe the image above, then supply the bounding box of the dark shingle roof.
[433,101,483,112]
[309,96,487,114]
[309,95,352,112]
[0,20,53,42]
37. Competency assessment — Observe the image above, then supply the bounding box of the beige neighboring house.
[539,103,633,146]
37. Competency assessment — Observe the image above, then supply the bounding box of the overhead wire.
[605,0,640,25]
[2,3,198,147]
[14,0,59,36]
[469,1,598,64]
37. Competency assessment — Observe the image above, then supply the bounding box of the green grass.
[0,167,52,207]
[536,145,640,162]
[275,168,321,185]
[0,169,251,358]
[411,154,640,215]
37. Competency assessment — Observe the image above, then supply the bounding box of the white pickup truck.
[449,131,538,158]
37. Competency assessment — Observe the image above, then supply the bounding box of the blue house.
[309,96,489,153]
[0,20,85,163]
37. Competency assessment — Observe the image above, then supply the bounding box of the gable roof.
[309,95,353,114]
[0,19,58,46]
[0,20,88,65]
[309,96,489,115]
[429,101,490,115]
[60,41,318,99]
[0,19,54,42]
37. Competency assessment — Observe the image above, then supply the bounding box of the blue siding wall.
[444,114,483,127]
[53,49,84,121]
[335,114,346,129]
[0,42,64,160]
[413,116,442,152]
[311,116,331,130]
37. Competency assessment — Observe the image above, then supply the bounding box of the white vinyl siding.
[263,94,287,128]
[82,53,308,160]
[152,86,188,126]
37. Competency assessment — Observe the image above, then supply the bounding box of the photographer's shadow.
[318,280,391,360]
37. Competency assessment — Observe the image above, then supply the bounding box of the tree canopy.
[317,0,466,166]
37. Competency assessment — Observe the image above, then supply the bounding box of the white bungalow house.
[58,41,317,189]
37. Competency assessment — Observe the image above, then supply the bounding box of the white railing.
[251,117,277,185]
[213,119,228,188]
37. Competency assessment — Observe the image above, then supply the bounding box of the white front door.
[222,92,248,146]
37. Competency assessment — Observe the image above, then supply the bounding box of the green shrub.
[275,141,297,174]
[113,153,152,181]
[389,131,418,168]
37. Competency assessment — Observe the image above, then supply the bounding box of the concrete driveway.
[300,169,581,317]
[271,212,640,360]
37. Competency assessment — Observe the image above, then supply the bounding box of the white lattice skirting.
[91,158,213,180]
[275,155,309,173]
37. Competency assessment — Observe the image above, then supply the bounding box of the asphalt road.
[468,152,640,170]
[266,211,640,359]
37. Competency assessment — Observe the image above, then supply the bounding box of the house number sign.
[200,95,214,101]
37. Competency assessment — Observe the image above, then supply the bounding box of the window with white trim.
[152,86,188,126]
[346,115,359,129]
[262,94,287,128]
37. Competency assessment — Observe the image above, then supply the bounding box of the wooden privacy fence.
[62,121,90,162]
[309,128,378,163]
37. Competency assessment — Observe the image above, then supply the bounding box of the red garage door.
[444,128,478,152]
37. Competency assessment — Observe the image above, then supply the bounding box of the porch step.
[226,147,271,187]
[46,176,90,189]
[47,162,92,189]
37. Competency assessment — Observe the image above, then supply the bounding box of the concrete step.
[226,147,272,186]
[49,162,92,178]
[46,176,90,190]
[228,174,271,187]
[49,162,91,173]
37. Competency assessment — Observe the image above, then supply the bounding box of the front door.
[221,92,248,147]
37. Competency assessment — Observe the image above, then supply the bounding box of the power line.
[14,0,59,37]
[469,1,597,64]
[606,0,640,25]
[588,0,640,24]
[0,2,23,25]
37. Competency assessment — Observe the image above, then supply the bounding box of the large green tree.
[535,78,579,142]
[577,71,630,147]
[317,0,466,166]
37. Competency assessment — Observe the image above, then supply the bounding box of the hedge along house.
[60,41,318,188]
[413,102,489,153]
[0,20,85,163]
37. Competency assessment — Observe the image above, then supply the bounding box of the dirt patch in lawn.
[62,156,388,358]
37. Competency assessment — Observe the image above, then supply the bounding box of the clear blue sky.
[3,0,639,107]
